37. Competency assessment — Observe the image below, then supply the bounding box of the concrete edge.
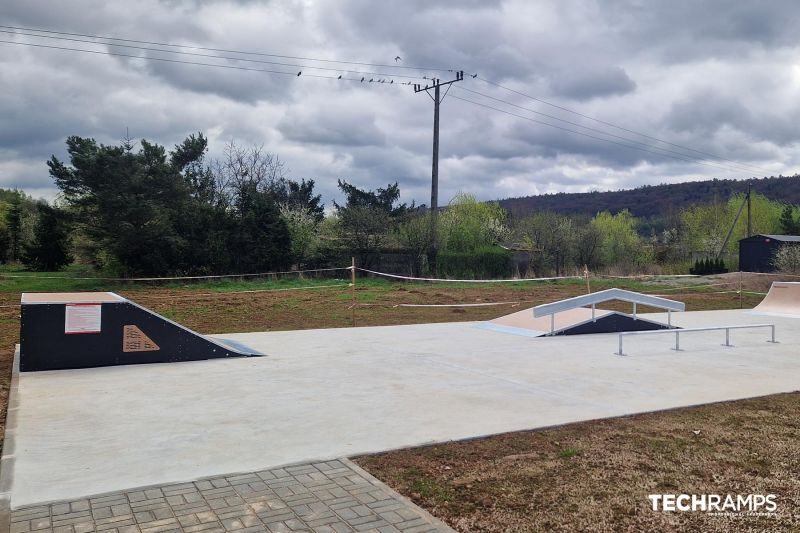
[341,458,455,532]
[0,346,21,533]
[12,452,437,510]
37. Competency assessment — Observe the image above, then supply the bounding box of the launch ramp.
[479,288,684,337]
[20,292,261,372]
[749,282,800,318]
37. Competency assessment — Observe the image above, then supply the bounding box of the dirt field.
[355,393,800,532]
[0,273,792,531]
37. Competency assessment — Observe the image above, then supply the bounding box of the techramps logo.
[648,494,778,518]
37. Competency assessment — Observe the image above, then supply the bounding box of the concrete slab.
[8,309,800,507]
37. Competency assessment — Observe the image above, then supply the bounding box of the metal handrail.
[534,288,685,317]
[615,324,777,356]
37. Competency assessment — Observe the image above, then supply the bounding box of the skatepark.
[4,282,800,527]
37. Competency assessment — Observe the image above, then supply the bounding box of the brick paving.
[10,459,451,533]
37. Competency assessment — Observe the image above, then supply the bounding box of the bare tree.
[210,141,286,208]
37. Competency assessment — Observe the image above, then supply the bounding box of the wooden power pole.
[746,181,752,238]
[414,71,464,270]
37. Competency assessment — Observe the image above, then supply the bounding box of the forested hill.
[498,175,800,218]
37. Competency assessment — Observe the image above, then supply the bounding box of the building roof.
[740,234,800,243]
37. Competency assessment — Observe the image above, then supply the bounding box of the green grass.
[400,468,454,504]
[558,447,581,459]
[0,262,718,296]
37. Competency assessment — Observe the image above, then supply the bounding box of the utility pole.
[414,71,464,271]
[746,181,752,238]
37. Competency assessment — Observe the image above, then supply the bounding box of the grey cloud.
[278,102,386,147]
[140,54,295,104]
[549,66,636,101]
[665,91,753,135]
[2,0,800,207]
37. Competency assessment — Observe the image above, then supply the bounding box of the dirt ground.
[0,274,791,532]
[355,393,800,532]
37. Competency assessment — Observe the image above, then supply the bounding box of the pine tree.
[23,203,73,271]
[4,192,23,262]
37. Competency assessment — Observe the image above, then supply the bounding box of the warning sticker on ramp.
[122,325,160,352]
[65,304,102,334]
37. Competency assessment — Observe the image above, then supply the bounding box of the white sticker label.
[65,304,102,334]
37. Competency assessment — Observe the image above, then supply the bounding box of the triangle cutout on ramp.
[122,325,160,352]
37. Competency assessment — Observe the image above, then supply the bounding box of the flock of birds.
[290,56,478,86]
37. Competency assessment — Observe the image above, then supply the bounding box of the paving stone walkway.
[10,459,451,533]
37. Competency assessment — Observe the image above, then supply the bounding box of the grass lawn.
[0,267,791,531]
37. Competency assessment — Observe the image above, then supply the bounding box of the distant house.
[738,234,800,272]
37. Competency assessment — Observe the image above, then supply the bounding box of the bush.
[773,245,800,274]
[437,246,512,279]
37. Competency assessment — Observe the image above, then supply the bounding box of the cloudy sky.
[2,0,800,208]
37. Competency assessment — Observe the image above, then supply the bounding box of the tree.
[680,193,785,258]
[779,205,800,234]
[575,223,602,269]
[270,179,324,222]
[225,182,292,273]
[591,210,642,267]
[4,191,23,262]
[439,193,509,253]
[49,135,198,275]
[334,180,409,265]
[210,141,287,209]
[397,209,432,276]
[514,211,576,276]
[279,203,319,266]
[172,133,217,204]
[23,202,73,271]
[679,197,731,257]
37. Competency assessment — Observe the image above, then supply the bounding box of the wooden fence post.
[351,257,356,327]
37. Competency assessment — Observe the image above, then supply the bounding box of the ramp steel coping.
[614,323,777,356]
[533,288,686,334]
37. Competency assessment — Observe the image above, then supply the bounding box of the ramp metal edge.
[533,288,685,317]
[124,300,260,357]
[472,322,547,338]
[745,310,800,319]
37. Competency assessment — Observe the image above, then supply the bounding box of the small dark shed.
[738,234,800,272]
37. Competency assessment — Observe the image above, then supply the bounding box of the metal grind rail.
[615,323,777,356]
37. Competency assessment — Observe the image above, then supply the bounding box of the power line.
[1,29,426,81]
[0,39,416,86]
[473,76,775,176]
[449,93,755,175]
[0,26,781,176]
[454,86,762,176]
[0,24,452,73]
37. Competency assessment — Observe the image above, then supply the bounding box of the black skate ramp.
[19,292,261,372]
